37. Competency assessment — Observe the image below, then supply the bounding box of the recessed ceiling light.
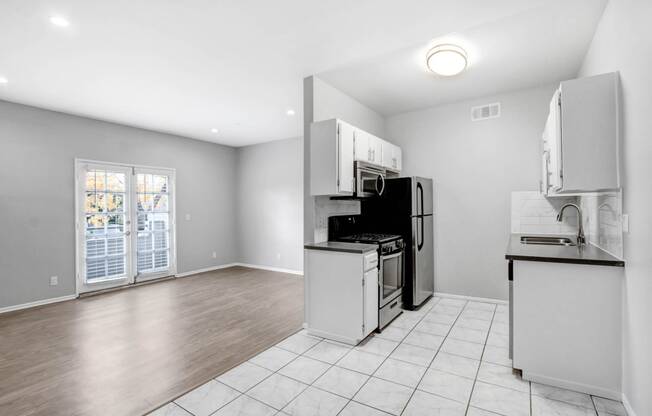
[50,15,70,27]
[286,109,295,116]
[426,44,467,77]
[0,76,8,85]
[211,128,219,133]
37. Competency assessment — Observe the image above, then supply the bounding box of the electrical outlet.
[49,276,58,286]
[212,251,217,259]
[276,253,281,260]
[185,213,191,221]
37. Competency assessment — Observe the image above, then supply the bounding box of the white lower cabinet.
[304,248,378,345]
[512,260,623,398]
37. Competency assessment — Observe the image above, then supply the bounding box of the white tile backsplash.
[511,192,579,235]
[511,191,623,260]
[313,196,360,243]
[579,191,623,259]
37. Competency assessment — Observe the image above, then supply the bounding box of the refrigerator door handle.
[419,183,424,217]
[418,216,424,250]
[416,182,424,250]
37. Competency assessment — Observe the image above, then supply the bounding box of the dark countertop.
[304,241,378,254]
[505,234,624,267]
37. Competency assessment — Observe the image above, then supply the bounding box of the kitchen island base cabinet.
[512,260,623,399]
[304,248,378,345]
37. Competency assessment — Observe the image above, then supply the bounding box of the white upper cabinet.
[310,118,401,196]
[382,141,402,172]
[354,129,383,165]
[541,72,620,195]
[310,119,355,196]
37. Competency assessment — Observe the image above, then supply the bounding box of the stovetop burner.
[338,233,402,244]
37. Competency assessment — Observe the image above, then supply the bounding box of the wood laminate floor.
[0,266,304,416]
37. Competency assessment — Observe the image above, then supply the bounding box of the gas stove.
[337,233,402,244]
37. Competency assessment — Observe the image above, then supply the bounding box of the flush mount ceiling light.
[426,44,467,76]
[50,15,70,27]
[210,128,219,133]
[286,109,295,116]
[0,76,8,85]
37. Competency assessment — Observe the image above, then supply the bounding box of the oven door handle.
[381,251,402,260]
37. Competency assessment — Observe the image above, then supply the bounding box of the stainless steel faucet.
[556,203,585,246]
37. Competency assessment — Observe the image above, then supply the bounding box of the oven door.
[379,250,403,307]
[356,164,386,197]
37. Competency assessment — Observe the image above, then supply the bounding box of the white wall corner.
[622,393,638,416]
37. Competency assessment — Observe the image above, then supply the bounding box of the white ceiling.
[0,0,602,146]
[318,0,607,117]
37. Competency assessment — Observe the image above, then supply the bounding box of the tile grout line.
[463,303,497,416]
[158,328,309,415]
[166,300,502,416]
[158,300,501,416]
[232,335,326,413]
[339,296,446,415]
[530,377,533,416]
[334,296,443,416]
[397,298,469,416]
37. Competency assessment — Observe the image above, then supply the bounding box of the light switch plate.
[49,276,58,286]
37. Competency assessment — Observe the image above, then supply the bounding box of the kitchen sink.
[520,236,576,246]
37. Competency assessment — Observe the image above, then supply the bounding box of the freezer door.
[412,177,433,216]
[412,214,434,306]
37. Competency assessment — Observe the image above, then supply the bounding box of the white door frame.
[132,166,177,283]
[74,159,177,295]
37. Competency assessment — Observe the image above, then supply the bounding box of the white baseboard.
[622,393,637,416]
[175,262,303,278]
[435,291,508,305]
[522,370,621,401]
[0,294,77,314]
[175,263,238,277]
[234,263,303,276]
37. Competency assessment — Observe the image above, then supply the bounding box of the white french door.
[76,160,176,293]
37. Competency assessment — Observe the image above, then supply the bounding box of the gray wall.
[385,85,556,300]
[0,100,238,309]
[236,138,302,272]
[578,0,652,414]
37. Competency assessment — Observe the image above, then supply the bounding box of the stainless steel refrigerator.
[362,176,434,309]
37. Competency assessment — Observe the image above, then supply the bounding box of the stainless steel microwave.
[355,161,386,197]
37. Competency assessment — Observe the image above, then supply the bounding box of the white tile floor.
[149,297,629,416]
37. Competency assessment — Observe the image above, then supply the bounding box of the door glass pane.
[137,194,153,211]
[153,194,168,211]
[105,193,125,212]
[382,255,402,297]
[106,172,126,192]
[83,168,128,283]
[136,172,171,275]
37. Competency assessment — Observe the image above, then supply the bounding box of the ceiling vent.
[471,102,501,121]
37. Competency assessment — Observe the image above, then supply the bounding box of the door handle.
[375,174,385,196]
[417,217,424,250]
[416,183,423,217]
